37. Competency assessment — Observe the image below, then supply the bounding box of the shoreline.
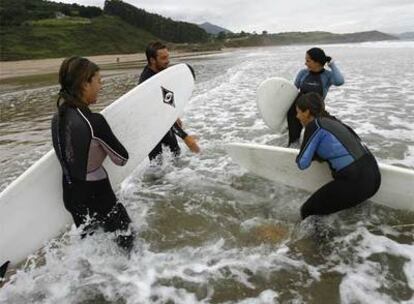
[1,39,408,82]
[0,50,225,82]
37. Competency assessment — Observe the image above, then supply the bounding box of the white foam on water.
[335,227,414,304]
[231,289,279,304]
[1,42,413,303]
[1,234,319,303]
[315,41,414,49]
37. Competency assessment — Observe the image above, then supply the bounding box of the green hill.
[223,31,398,48]
[0,0,209,61]
[0,0,102,26]
[104,0,209,43]
[0,0,401,61]
[1,15,158,61]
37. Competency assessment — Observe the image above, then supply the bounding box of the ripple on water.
[1,42,414,303]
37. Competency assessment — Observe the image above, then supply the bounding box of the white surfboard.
[257,77,298,132]
[0,63,195,267]
[226,143,414,212]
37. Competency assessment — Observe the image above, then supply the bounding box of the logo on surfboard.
[161,87,175,108]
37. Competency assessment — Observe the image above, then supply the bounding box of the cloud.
[51,0,414,33]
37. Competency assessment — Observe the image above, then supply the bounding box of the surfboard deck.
[0,64,195,266]
[226,143,414,212]
[257,77,298,133]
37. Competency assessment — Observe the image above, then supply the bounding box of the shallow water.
[0,42,413,303]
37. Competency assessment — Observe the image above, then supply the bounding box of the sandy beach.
[0,50,222,81]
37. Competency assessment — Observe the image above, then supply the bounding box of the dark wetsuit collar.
[309,68,325,75]
[79,105,92,114]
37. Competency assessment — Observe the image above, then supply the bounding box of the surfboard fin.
[0,261,10,280]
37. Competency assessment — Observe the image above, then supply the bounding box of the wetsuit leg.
[149,128,181,161]
[0,261,9,280]
[62,179,91,228]
[63,178,134,250]
[90,178,134,251]
[287,101,303,146]
[149,141,163,161]
[301,179,356,219]
[301,153,381,219]
[104,203,134,252]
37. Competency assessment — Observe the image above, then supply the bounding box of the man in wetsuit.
[139,42,200,161]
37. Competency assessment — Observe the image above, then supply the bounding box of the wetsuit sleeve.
[294,69,307,89]
[172,122,188,139]
[90,113,129,166]
[296,126,324,170]
[327,62,344,86]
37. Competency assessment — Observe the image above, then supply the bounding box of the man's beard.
[157,63,168,71]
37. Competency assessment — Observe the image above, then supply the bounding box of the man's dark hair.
[145,41,167,64]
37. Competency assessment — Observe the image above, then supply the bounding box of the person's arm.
[296,125,324,170]
[294,69,307,89]
[327,61,344,86]
[172,121,188,139]
[172,121,200,153]
[91,113,129,166]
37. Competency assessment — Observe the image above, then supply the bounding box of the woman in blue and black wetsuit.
[295,92,381,219]
[288,47,345,145]
[51,56,133,251]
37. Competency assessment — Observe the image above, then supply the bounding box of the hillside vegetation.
[104,0,209,43]
[1,15,158,60]
[0,0,400,61]
[222,31,398,48]
[0,0,209,61]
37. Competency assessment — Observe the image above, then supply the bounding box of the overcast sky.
[52,0,414,34]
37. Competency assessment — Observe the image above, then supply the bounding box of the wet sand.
[0,50,222,81]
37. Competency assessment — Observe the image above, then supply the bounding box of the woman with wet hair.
[51,56,133,251]
[295,92,381,220]
[288,47,345,146]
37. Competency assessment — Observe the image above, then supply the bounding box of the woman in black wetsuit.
[51,56,133,251]
[288,47,345,146]
[295,93,381,219]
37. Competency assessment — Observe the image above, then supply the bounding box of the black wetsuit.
[296,116,381,219]
[0,261,9,280]
[51,104,133,250]
[288,70,325,145]
[139,65,188,160]
[289,63,344,145]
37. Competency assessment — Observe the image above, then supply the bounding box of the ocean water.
[0,41,413,304]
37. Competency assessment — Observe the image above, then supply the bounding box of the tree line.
[103,0,208,43]
[0,0,102,26]
[1,0,208,43]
